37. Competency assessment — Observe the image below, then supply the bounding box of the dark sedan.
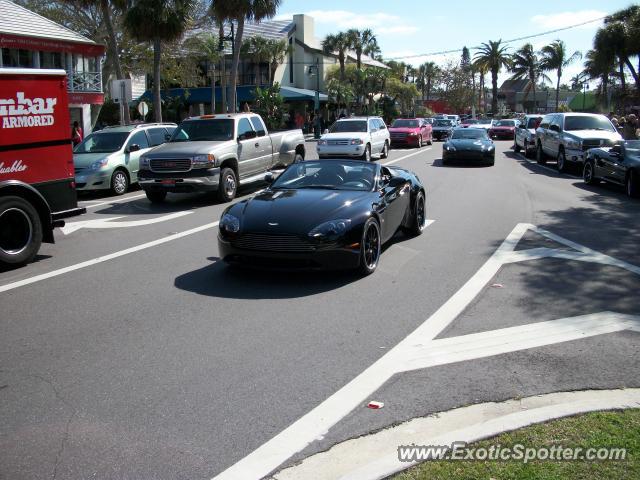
[583,141,640,198]
[488,119,517,140]
[218,160,427,274]
[442,128,495,166]
[432,119,455,141]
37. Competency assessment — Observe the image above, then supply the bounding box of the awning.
[138,85,327,104]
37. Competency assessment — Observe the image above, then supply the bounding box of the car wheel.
[111,169,129,195]
[145,190,167,203]
[361,144,371,162]
[380,141,389,159]
[514,139,521,152]
[557,149,567,173]
[217,167,238,202]
[358,217,381,276]
[294,153,304,163]
[0,196,43,268]
[536,143,546,164]
[583,161,599,185]
[627,170,639,198]
[406,191,427,236]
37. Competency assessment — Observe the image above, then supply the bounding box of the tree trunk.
[555,67,561,110]
[339,53,345,81]
[426,78,431,101]
[623,57,640,92]
[101,0,130,124]
[491,69,498,114]
[153,37,162,122]
[211,65,216,114]
[619,60,626,93]
[532,82,537,114]
[218,22,227,113]
[230,18,245,113]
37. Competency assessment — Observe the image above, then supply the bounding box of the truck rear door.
[249,116,273,171]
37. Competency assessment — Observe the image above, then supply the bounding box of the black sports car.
[218,160,427,274]
[583,140,640,198]
[432,119,455,141]
[442,128,495,166]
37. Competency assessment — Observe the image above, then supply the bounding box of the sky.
[276,0,636,88]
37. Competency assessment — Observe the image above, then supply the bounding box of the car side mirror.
[264,172,274,184]
[610,145,623,156]
[388,177,406,188]
[128,144,141,153]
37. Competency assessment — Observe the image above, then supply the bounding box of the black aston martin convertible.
[217,160,427,274]
[442,128,495,166]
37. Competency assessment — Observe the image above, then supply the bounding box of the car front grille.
[231,233,315,252]
[391,133,407,139]
[582,139,612,151]
[327,139,350,145]
[150,158,191,172]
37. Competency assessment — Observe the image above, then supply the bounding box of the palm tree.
[417,62,439,101]
[265,39,289,86]
[509,43,548,113]
[605,5,640,91]
[473,40,511,114]
[473,60,488,113]
[124,0,196,122]
[242,35,271,86]
[584,49,616,107]
[594,22,638,94]
[210,0,281,113]
[322,32,350,81]
[185,33,220,112]
[540,40,581,111]
[346,28,378,70]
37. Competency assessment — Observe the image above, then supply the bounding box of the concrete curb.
[272,388,640,480]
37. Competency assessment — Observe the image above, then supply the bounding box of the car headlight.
[565,138,582,150]
[317,139,327,145]
[220,213,240,233]
[193,154,215,168]
[90,157,109,170]
[140,155,149,169]
[350,139,364,145]
[308,219,351,239]
[444,144,455,151]
[408,132,418,136]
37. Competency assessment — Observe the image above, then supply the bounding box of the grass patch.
[394,408,640,480]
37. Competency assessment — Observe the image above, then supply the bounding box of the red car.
[389,118,432,147]
[489,119,518,140]
[461,119,480,128]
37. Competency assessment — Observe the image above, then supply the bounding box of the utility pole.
[309,59,322,139]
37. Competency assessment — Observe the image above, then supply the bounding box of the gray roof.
[499,79,531,93]
[0,0,97,45]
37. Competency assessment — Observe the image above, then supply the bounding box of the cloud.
[299,10,418,36]
[530,10,607,30]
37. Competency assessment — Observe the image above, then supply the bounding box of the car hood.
[232,188,373,234]
[565,130,622,141]
[73,152,116,169]
[447,139,492,149]
[321,132,368,140]
[145,140,236,157]
[389,127,420,133]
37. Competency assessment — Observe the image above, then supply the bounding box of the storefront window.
[1,48,33,67]
[41,51,63,69]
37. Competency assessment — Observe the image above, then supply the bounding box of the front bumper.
[443,150,495,162]
[432,130,451,140]
[74,169,113,191]
[218,234,361,271]
[390,136,420,146]
[317,144,365,158]
[489,130,515,139]
[138,167,220,193]
[566,148,585,163]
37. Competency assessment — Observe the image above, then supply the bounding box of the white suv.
[317,117,390,161]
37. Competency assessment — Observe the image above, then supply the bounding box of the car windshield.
[329,121,368,133]
[564,116,615,132]
[494,120,515,127]
[170,119,234,142]
[271,161,376,191]
[451,129,489,140]
[527,117,543,128]
[392,120,420,128]
[477,119,492,125]
[434,120,453,127]
[74,132,129,153]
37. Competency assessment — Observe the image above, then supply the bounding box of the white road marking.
[211,223,640,480]
[79,193,147,209]
[0,222,218,294]
[382,147,432,166]
[61,211,193,235]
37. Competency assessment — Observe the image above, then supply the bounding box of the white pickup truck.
[138,113,305,202]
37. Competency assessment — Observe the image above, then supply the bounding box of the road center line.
[0,221,219,294]
[382,147,432,166]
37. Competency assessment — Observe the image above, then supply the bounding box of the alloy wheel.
[363,222,380,269]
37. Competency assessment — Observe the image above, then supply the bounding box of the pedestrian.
[242,102,251,113]
[71,121,83,146]
[294,111,304,131]
[623,114,638,140]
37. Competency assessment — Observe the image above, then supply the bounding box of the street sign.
[110,79,132,103]
[137,101,149,117]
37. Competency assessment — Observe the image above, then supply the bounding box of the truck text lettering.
[0,92,57,129]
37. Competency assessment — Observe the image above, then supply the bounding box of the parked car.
[318,117,390,161]
[461,119,479,128]
[488,119,518,140]
[473,118,494,131]
[514,115,543,157]
[442,127,495,166]
[138,114,305,203]
[73,123,176,195]
[421,117,435,125]
[583,140,640,198]
[432,119,455,141]
[446,114,460,125]
[388,118,433,147]
[535,113,623,172]
[217,159,427,275]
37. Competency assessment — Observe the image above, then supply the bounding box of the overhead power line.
[386,14,609,61]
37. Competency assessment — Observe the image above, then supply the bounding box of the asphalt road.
[1,140,639,480]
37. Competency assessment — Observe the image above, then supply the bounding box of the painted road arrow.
[61,211,193,235]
